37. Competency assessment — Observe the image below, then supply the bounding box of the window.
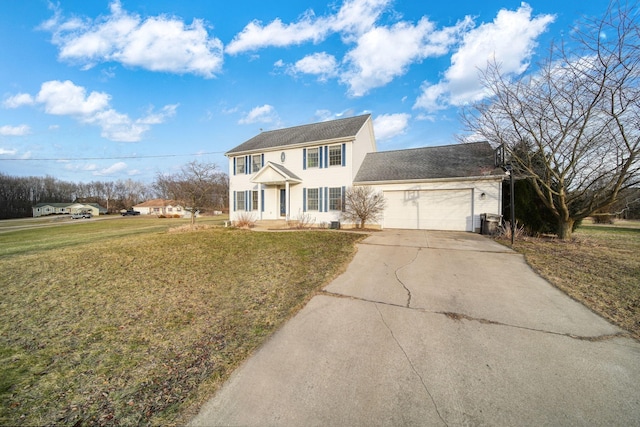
[236,191,245,211]
[307,147,319,168]
[329,145,342,166]
[307,188,319,211]
[252,191,259,211]
[236,156,245,174]
[329,187,342,211]
[252,155,262,173]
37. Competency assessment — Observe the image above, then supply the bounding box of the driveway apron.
[191,230,640,426]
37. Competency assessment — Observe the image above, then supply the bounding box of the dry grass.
[0,222,364,426]
[504,220,640,340]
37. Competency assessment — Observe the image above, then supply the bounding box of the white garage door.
[383,189,473,231]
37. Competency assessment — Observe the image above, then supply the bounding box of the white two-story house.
[227,114,505,231]
[226,114,376,227]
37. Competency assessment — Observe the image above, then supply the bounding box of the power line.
[0,151,226,161]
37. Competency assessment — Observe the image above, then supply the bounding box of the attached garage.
[353,142,506,232]
[382,189,473,231]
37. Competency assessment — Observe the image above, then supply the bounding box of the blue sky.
[0,0,610,182]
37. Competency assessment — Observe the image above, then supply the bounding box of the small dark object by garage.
[330,221,341,230]
[480,213,501,235]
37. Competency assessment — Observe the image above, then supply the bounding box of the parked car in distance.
[71,211,93,219]
[121,209,141,216]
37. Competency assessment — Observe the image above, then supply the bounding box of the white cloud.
[0,148,18,155]
[36,80,110,115]
[342,17,473,96]
[226,0,390,54]
[3,93,35,108]
[314,108,358,122]
[226,13,327,55]
[0,125,30,136]
[373,113,410,140]
[414,3,555,111]
[42,0,223,77]
[226,0,475,97]
[239,105,278,124]
[7,80,176,142]
[94,161,128,176]
[290,52,338,81]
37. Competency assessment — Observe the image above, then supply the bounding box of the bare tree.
[342,186,386,229]
[463,1,640,239]
[156,160,227,226]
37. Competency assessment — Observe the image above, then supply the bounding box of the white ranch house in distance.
[32,202,106,217]
[133,199,185,216]
[226,114,505,232]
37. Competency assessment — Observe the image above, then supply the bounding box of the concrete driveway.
[191,230,640,426]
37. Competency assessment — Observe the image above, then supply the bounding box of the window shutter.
[318,187,323,212]
[261,153,265,168]
[303,148,307,170]
[245,156,250,174]
[261,189,265,212]
[324,187,328,212]
[342,186,346,211]
[244,190,248,211]
[248,157,252,174]
[318,147,323,169]
[233,158,236,176]
[233,191,236,211]
[342,143,346,167]
[303,188,307,212]
[324,146,329,168]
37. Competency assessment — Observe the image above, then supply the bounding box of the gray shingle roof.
[226,114,371,155]
[354,141,503,183]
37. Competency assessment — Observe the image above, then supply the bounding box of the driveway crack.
[440,311,634,342]
[375,304,449,427]
[395,248,420,308]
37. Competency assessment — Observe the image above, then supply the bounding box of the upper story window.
[329,145,342,166]
[236,156,245,174]
[307,148,319,168]
[252,155,262,173]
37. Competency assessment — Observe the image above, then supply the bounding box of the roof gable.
[251,162,302,185]
[354,142,504,183]
[226,114,371,155]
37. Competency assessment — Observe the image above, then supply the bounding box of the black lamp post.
[504,164,515,245]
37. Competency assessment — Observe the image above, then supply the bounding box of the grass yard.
[0,217,364,426]
[506,220,640,341]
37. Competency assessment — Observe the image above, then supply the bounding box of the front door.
[280,189,286,217]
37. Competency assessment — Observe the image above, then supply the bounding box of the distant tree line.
[0,164,229,219]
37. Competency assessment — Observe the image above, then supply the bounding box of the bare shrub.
[591,214,615,224]
[290,211,315,229]
[234,212,256,228]
[497,221,527,241]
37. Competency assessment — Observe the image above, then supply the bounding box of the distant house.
[226,114,505,232]
[32,202,106,218]
[133,199,185,216]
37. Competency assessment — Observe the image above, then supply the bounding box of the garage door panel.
[383,189,472,231]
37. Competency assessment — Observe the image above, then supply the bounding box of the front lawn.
[0,221,364,426]
[506,220,640,340]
